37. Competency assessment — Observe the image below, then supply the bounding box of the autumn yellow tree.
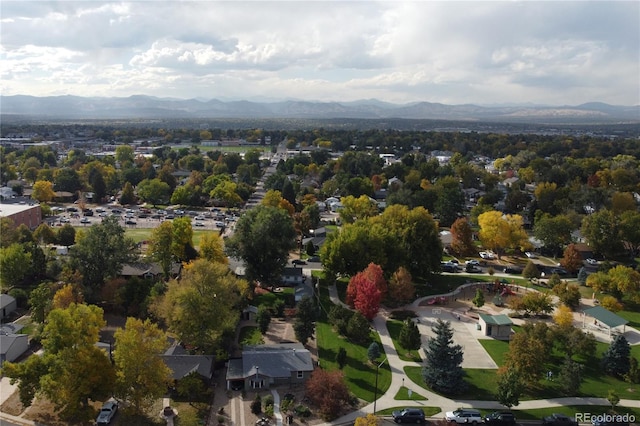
[354,413,380,426]
[199,232,228,264]
[31,180,56,203]
[52,283,84,309]
[339,195,379,224]
[478,211,531,258]
[113,318,172,416]
[553,304,574,328]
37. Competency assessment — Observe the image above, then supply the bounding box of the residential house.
[302,227,327,253]
[281,267,305,286]
[161,344,215,384]
[0,294,17,320]
[0,324,28,367]
[120,262,181,280]
[226,343,314,390]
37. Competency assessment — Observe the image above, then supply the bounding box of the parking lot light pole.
[373,357,387,415]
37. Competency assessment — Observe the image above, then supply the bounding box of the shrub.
[251,395,262,415]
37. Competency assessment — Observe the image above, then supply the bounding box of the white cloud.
[0,1,638,105]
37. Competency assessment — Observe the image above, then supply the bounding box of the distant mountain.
[1,95,638,124]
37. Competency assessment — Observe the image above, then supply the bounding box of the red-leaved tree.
[305,369,352,421]
[346,263,385,320]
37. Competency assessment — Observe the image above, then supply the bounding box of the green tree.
[256,306,272,334]
[608,389,620,409]
[552,282,581,310]
[581,209,623,258]
[33,223,56,245]
[70,216,137,301]
[113,318,172,415]
[54,167,82,193]
[505,322,552,384]
[0,243,32,290]
[226,205,296,286]
[339,195,379,224]
[602,335,631,378]
[294,296,316,345]
[523,261,541,283]
[422,319,465,395]
[557,358,584,396]
[434,176,465,227]
[137,178,170,207]
[148,221,174,280]
[495,367,524,408]
[533,214,573,257]
[0,217,18,248]
[346,311,371,345]
[171,216,195,263]
[472,288,485,308]
[399,318,421,352]
[2,303,115,422]
[152,259,249,352]
[57,224,76,246]
[119,181,136,205]
[367,342,381,363]
[115,145,135,164]
[28,282,53,324]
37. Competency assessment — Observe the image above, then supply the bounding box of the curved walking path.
[324,283,640,425]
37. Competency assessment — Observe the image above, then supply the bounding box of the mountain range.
[1,95,638,124]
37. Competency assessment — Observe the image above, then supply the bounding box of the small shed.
[478,314,513,339]
[583,306,628,338]
[0,332,29,366]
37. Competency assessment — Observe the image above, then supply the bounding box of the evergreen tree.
[346,311,371,345]
[422,319,465,394]
[367,342,381,363]
[473,288,485,308]
[399,319,421,351]
[602,334,631,378]
[336,347,347,369]
[577,267,588,286]
[625,357,640,384]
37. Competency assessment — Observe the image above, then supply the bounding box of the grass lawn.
[386,319,422,362]
[394,386,428,401]
[316,285,391,403]
[478,339,510,366]
[238,325,263,345]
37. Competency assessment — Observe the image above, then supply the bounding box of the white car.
[465,260,480,266]
[586,258,598,265]
[96,400,118,425]
[446,409,482,425]
[479,251,495,260]
[525,252,537,258]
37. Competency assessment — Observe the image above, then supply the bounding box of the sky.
[1,1,639,106]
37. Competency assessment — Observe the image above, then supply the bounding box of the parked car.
[125,220,137,226]
[586,258,598,265]
[484,411,516,426]
[524,251,537,258]
[96,400,118,425]
[503,267,523,274]
[441,263,459,273]
[446,409,482,424]
[194,221,205,227]
[292,259,307,265]
[80,217,91,224]
[479,251,495,259]
[195,215,206,220]
[307,256,321,263]
[392,408,426,423]
[465,260,480,266]
[542,413,577,426]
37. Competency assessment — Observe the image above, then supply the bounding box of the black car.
[504,267,522,274]
[392,408,426,424]
[125,220,137,226]
[484,411,516,426]
[292,259,307,265]
[307,256,321,263]
[542,413,577,426]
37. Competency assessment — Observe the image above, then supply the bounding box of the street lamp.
[373,357,387,415]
